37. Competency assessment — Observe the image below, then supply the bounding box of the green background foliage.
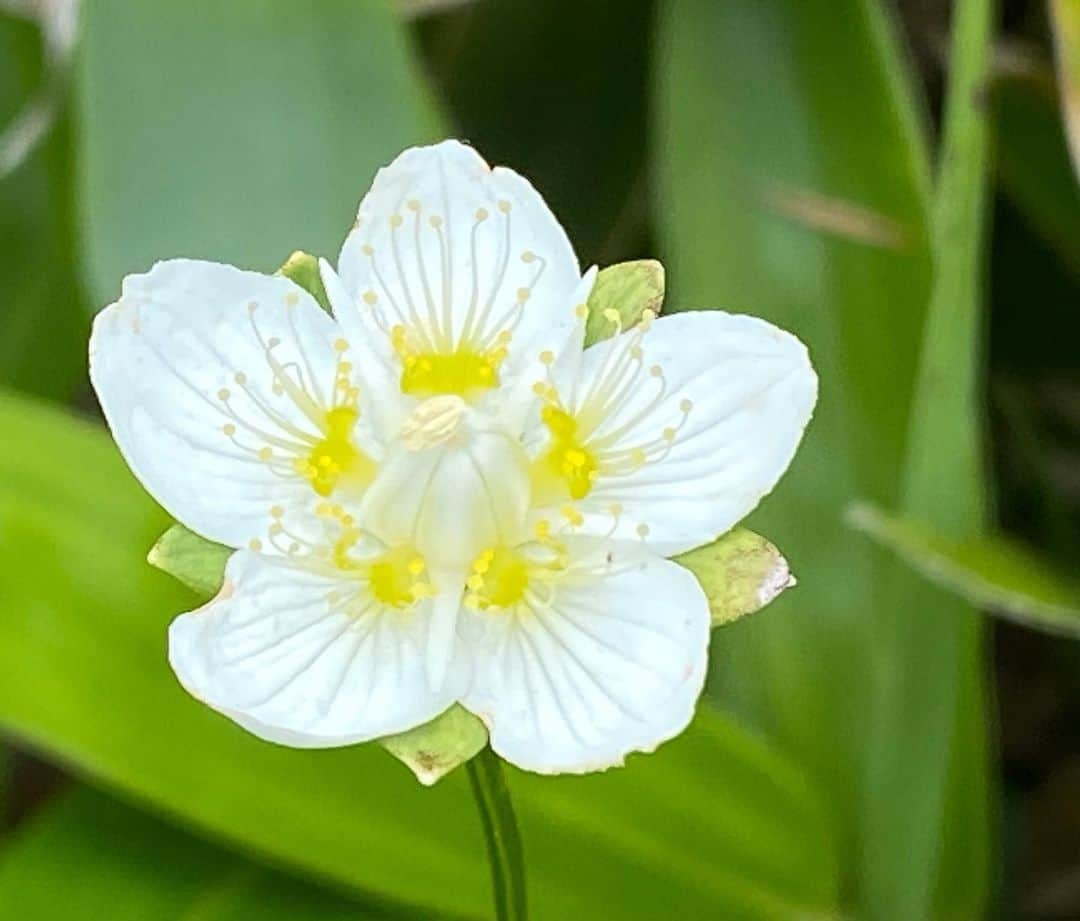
[1,0,1079,918]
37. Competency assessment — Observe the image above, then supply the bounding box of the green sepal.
[277,250,331,313]
[584,259,665,347]
[675,528,795,626]
[147,524,231,600]
[380,704,489,786]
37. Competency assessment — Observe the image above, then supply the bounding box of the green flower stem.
[466,747,527,921]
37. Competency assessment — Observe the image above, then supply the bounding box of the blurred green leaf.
[675,529,795,627]
[584,260,665,347]
[849,501,1080,638]
[655,0,940,908]
[148,524,230,599]
[419,0,653,263]
[993,66,1080,275]
[0,787,411,920]
[0,13,86,402]
[1050,0,1080,177]
[0,389,842,918]
[75,0,441,309]
[862,0,994,917]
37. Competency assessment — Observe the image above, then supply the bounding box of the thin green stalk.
[466,747,527,921]
[862,0,995,917]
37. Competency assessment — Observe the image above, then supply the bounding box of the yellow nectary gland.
[533,406,597,501]
[294,407,374,497]
[466,546,530,610]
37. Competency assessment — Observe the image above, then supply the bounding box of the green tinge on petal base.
[675,528,796,626]
[380,704,488,786]
[584,259,665,347]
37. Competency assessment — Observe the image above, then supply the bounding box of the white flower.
[89,140,817,774]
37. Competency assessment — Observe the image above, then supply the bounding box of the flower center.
[293,406,375,497]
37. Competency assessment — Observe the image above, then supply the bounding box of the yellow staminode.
[293,406,375,497]
[533,405,598,501]
[393,325,511,399]
[465,546,530,610]
[330,522,430,609]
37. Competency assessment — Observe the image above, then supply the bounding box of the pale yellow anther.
[247,301,258,313]
[389,214,404,228]
[539,350,555,365]
[234,372,246,385]
[517,287,530,302]
[222,423,236,436]
[217,388,230,401]
[663,427,676,442]
[475,207,489,221]
[603,308,620,324]
[636,523,650,538]
[680,398,693,413]
[270,505,284,518]
[362,244,374,256]
[316,502,333,517]
[535,520,551,539]
[269,523,284,536]
[334,338,348,352]
[249,538,263,551]
[363,291,377,305]
[521,251,536,263]
[258,447,272,461]
[575,304,588,319]
[650,365,663,377]
[406,199,420,212]
[497,199,511,213]
[430,215,443,228]
[285,292,299,307]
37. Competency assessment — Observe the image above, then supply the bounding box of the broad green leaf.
[277,250,332,314]
[584,260,665,347]
[675,529,795,627]
[993,66,1080,275]
[862,1,993,917]
[1050,0,1080,177]
[75,0,441,309]
[0,787,405,920]
[148,524,231,599]
[655,0,942,908]
[849,501,1080,638]
[0,389,841,918]
[0,13,86,402]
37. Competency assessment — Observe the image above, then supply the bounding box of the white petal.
[169,551,466,747]
[539,311,817,556]
[89,259,380,551]
[334,140,585,400]
[459,542,709,773]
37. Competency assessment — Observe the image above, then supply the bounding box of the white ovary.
[328,140,596,435]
